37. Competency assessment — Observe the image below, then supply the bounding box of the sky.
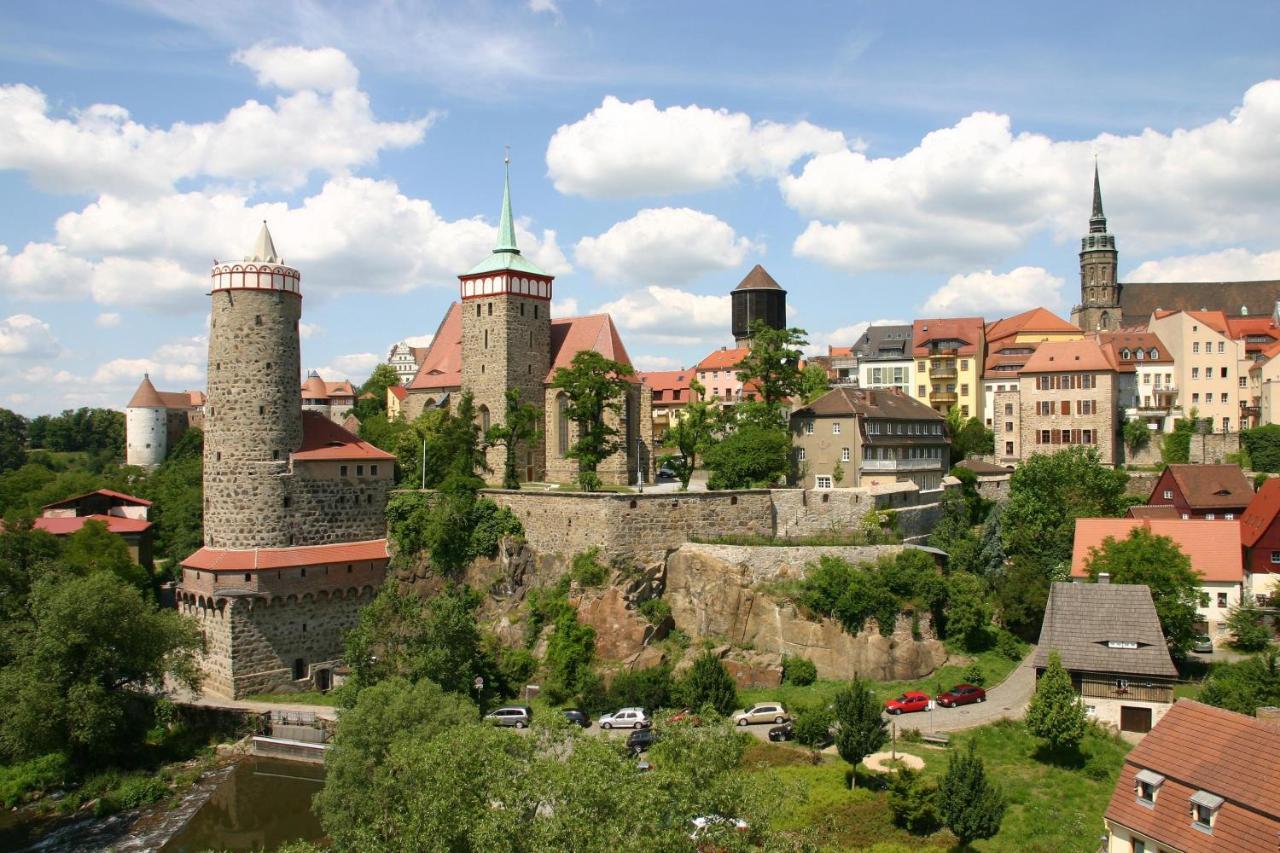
[1,0,1279,416]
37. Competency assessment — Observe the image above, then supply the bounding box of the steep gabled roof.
[292,411,394,461]
[42,489,152,510]
[1160,464,1254,510]
[1106,700,1280,851]
[985,307,1080,343]
[1239,476,1280,547]
[408,302,464,391]
[1033,582,1178,678]
[548,313,633,381]
[1120,280,1280,327]
[696,347,751,371]
[1020,339,1117,373]
[732,264,784,292]
[911,317,984,356]
[638,370,691,404]
[1070,518,1243,583]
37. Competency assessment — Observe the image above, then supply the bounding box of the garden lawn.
[740,642,1025,712]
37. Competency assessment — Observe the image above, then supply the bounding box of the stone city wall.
[1189,432,1241,464]
[289,461,391,546]
[1124,471,1160,499]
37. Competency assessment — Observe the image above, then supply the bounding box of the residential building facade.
[1007,339,1119,466]
[387,341,429,386]
[301,371,356,424]
[790,387,949,491]
[1098,330,1178,433]
[37,489,154,568]
[1145,464,1253,520]
[1236,477,1280,608]
[853,324,914,393]
[982,307,1083,427]
[695,347,750,404]
[1103,700,1280,852]
[1148,310,1245,434]
[636,369,692,442]
[1035,581,1179,734]
[911,317,985,418]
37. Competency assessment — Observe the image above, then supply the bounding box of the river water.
[160,757,326,851]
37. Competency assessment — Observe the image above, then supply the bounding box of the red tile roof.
[638,370,691,405]
[42,489,152,510]
[182,538,389,571]
[409,302,464,391]
[548,313,633,381]
[696,347,751,371]
[1186,309,1230,335]
[1095,330,1174,367]
[1159,464,1254,510]
[34,514,152,535]
[1125,504,1180,520]
[828,346,853,358]
[1225,315,1280,344]
[1021,339,1118,373]
[128,375,203,409]
[984,307,1080,343]
[1105,700,1280,852]
[388,384,407,401]
[732,264,784,292]
[1239,477,1280,547]
[912,317,984,357]
[1070,518,1243,582]
[292,411,395,461]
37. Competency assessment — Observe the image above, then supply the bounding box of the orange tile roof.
[828,346,853,358]
[1225,315,1280,340]
[912,317,984,356]
[182,538,389,571]
[326,380,355,397]
[984,307,1080,343]
[1259,340,1280,361]
[409,302,464,391]
[1070,518,1243,582]
[638,370,691,405]
[128,375,203,409]
[34,514,152,535]
[1105,700,1280,852]
[42,489,151,509]
[547,313,633,381]
[388,384,407,401]
[1239,477,1280,547]
[1186,309,1230,335]
[1021,339,1117,373]
[696,347,751,370]
[292,411,395,461]
[1095,330,1173,366]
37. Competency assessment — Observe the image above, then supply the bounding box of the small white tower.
[125,373,169,467]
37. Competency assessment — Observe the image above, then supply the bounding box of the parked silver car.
[732,703,790,726]
[484,706,532,728]
[598,708,651,730]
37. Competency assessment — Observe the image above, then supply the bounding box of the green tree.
[0,571,201,763]
[677,650,738,716]
[60,519,150,593]
[1225,595,1272,652]
[1025,651,1087,753]
[1161,413,1198,464]
[1242,424,1280,473]
[40,408,125,457]
[485,389,542,490]
[1084,526,1202,655]
[0,408,27,474]
[793,704,833,763]
[931,490,980,574]
[832,677,887,788]
[888,768,940,834]
[734,321,808,408]
[140,428,204,569]
[353,363,402,422]
[665,378,716,491]
[550,351,635,491]
[1001,446,1129,571]
[703,426,790,489]
[938,740,1006,847]
[436,392,488,492]
[358,412,411,455]
[994,555,1050,642]
[950,415,995,466]
[1122,418,1151,460]
[544,612,596,704]
[798,363,830,404]
[944,571,992,650]
[1200,649,1280,715]
[974,503,1007,578]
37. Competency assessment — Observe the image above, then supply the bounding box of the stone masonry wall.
[542,382,652,487]
[289,461,391,546]
[204,289,303,548]
[1189,432,1241,464]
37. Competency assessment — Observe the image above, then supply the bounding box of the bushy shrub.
[1083,755,1113,782]
[674,651,738,715]
[0,753,70,807]
[102,774,168,812]
[467,499,523,561]
[962,662,986,686]
[607,666,673,711]
[888,768,940,834]
[570,547,609,587]
[996,630,1026,662]
[782,655,817,686]
[795,550,947,638]
[638,597,672,626]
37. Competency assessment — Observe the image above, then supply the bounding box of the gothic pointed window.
[479,405,490,432]
[556,393,569,456]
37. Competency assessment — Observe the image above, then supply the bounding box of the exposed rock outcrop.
[665,543,947,682]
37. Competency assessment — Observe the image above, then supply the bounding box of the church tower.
[1071,165,1121,332]
[204,223,303,548]
[459,158,553,483]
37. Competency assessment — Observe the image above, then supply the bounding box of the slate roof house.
[1035,581,1179,734]
[1146,464,1254,520]
[1103,700,1280,852]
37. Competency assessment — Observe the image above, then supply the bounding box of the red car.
[936,684,986,708]
[884,691,931,715]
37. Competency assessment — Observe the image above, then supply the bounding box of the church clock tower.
[1071,165,1121,332]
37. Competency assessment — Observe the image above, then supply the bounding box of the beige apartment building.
[1001,339,1118,465]
[790,387,949,491]
[1148,310,1246,433]
[911,317,985,419]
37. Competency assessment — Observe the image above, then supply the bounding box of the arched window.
[556,393,569,456]
[1121,348,1131,360]
[1135,349,1144,360]
[478,405,490,432]
[1149,348,1159,359]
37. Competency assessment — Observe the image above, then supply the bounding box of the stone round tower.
[125,374,169,467]
[203,222,303,549]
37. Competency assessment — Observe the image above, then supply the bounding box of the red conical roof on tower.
[127,374,166,408]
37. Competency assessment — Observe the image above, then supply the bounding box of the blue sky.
[1,0,1279,415]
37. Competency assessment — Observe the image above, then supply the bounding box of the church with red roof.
[403,164,652,486]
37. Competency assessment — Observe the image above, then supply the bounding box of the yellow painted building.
[911,317,986,419]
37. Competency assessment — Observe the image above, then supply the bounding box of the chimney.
[1098,572,1111,585]
[1256,706,1280,732]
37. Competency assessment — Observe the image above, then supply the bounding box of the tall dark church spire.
[1089,162,1108,234]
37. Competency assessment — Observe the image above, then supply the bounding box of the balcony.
[926,346,960,357]
[860,458,943,472]
[930,364,957,379]
[929,390,958,405]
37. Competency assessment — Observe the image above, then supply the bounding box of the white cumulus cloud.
[0,314,61,358]
[314,353,381,382]
[547,96,848,197]
[1126,247,1280,283]
[234,43,359,92]
[574,208,756,285]
[593,286,730,347]
[95,312,122,328]
[921,267,1066,316]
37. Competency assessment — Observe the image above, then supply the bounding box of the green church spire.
[496,148,519,254]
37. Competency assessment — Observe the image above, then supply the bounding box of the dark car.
[936,684,986,708]
[627,728,659,754]
[562,709,591,727]
[767,721,794,742]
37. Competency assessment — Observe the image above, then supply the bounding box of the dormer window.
[1135,769,1164,807]
[1190,790,1223,833]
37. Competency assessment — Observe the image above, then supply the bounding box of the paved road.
[883,648,1037,735]
[170,685,340,721]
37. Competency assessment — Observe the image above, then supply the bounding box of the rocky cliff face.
[665,544,947,682]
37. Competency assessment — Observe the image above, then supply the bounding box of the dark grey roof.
[852,324,914,360]
[1119,280,1280,327]
[1033,582,1178,679]
[955,458,1014,476]
[793,386,945,422]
